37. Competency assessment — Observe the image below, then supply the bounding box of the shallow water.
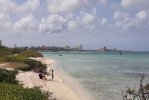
[42,51,149,100]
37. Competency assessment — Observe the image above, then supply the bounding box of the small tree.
[122,76,149,100]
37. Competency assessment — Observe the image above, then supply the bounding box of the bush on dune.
[19,50,43,58]
[0,55,26,62]
[0,69,18,84]
[0,46,12,57]
[4,62,30,70]
[11,47,27,54]
[0,47,50,100]
[0,56,30,70]
[0,55,47,72]
[0,69,49,100]
[24,59,47,72]
[0,47,43,63]
[0,83,49,100]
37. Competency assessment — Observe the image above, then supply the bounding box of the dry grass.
[0,62,29,69]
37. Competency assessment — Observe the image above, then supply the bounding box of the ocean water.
[42,51,149,100]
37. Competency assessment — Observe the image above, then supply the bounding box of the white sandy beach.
[16,57,90,100]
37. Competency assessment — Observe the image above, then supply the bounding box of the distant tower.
[0,40,2,46]
[79,44,83,51]
[103,46,107,51]
[14,44,17,48]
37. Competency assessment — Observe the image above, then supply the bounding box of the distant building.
[65,45,70,51]
[100,46,107,51]
[0,40,1,46]
[113,48,117,51]
[29,44,83,51]
[71,44,83,51]
[99,46,118,52]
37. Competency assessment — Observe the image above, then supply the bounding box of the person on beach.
[39,71,47,80]
[51,69,54,81]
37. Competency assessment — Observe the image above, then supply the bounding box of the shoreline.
[16,57,91,100]
[43,57,92,100]
[51,59,92,100]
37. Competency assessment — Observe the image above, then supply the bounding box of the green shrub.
[0,56,47,72]
[0,69,18,84]
[0,69,49,100]
[0,46,12,57]
[0,83,49,100]
[19,50,43,58]
[24,59,47,72]
[11,47,27,54]
[0,55,27,62]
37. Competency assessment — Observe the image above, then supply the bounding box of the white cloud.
[98,0,108,7]
[0,0,16,13]
[67,10,110,30]
[14,15,38,34]
[81,11,98,30]
[114,10,149,31]
[47,0,86,13]
[0,0,40,15]
[121,0,149,10]
[0,13,12,30]
[136,10,147,20]
[17,0,40,14]
[101,18,107,25]
[113,11,129,20]
[39,14,66,33]
[82,12,95,24]
[68,17,81,30]
[39,11,97,33]
[0,0,40,35]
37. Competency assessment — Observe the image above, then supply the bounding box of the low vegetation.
[24,59,47,72]
[0,46,46,72]
[19,50,43,58]
[0,46,50,100]
[0,56,47,72]
[0,69,49,100]
[0,69,18,84]
[0,46,12,57]
[0,46,42,60]
[0,55,26,63]
[2,62,29,70]
[122,76,149,100]
[0,83,49,100]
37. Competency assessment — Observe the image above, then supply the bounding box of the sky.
[0,0,149,51]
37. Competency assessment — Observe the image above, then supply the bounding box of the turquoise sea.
[42,51,149,100]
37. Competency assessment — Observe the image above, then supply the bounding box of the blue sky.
[0,0,149,51]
